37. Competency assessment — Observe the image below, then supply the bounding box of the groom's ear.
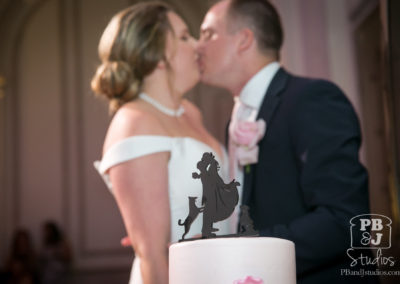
[237,28,254,54]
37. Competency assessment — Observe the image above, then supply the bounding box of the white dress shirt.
[234,61,281,122]
[230,61,280,208]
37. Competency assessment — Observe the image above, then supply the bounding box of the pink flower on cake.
[233,276,264,284]
[231,119,266,166]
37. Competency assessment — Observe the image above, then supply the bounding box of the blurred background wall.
[0,0,398,283]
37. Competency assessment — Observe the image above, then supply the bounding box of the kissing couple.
[93,1,373,284]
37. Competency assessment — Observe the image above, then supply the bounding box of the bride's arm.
[110,153,170,284]
[106,109,171,284]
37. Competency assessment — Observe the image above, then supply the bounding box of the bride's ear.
[157,59,166,69]
[237,28,254,54]
[157,52,172,69]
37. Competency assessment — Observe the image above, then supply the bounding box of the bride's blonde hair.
[91,1,173,114]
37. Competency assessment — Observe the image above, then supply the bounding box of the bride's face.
[165,12,199,95]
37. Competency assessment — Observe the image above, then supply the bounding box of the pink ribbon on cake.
[233,276,264,284]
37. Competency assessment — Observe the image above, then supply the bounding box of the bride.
[91,2,238,283]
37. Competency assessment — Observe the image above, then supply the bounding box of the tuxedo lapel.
[242,68,290,205]
[256,68,289,122]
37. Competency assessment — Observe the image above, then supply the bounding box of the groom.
[197,1,377,283]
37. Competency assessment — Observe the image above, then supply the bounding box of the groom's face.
[197,1,236,88]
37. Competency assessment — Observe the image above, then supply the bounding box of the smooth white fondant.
[169,237,296,284]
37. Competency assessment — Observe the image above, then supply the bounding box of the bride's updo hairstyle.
[91,2,173,113]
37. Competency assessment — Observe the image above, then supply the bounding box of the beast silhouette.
[238,205,258,236]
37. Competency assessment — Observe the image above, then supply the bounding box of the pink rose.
[231,119,266,166]
[232,120,266,148]
[233,276,264,284]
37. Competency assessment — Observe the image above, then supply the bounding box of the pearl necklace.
[139,93,185,117]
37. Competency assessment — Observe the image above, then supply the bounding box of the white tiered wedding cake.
[169,237,296,284]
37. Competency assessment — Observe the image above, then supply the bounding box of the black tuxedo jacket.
[239,68,377,283]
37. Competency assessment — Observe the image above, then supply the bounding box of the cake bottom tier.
[169,237,296,284]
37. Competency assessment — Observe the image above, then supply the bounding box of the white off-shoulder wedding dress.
[94,135,240,284]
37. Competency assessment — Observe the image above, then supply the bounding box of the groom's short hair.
[226,0,283,59]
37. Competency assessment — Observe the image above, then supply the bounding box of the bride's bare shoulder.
[103,101,167,152]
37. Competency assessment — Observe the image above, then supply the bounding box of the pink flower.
[233,276,264,284]
[231,119,266,166]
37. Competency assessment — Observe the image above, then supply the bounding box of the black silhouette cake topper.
[178,152,259,242]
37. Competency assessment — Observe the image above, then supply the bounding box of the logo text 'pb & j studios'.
[347,214,395,267]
